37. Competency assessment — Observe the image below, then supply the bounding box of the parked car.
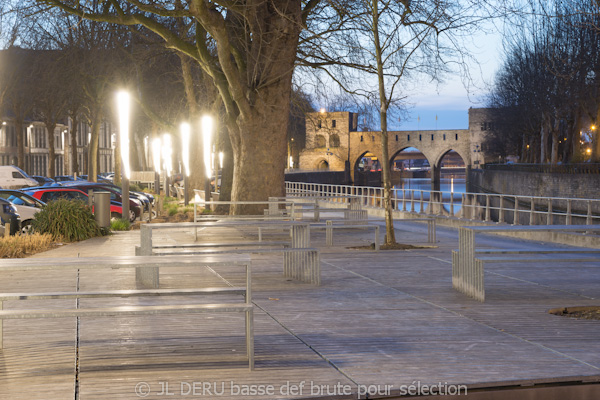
[53,175,86,183]
[0,165,38,189]
[0,197,21,235]
[78,175,113,184]
[0,190,45,234]
[63,182,147,222]
[48,183,141,222]
[23,188,131,221]
[31,175,55,186]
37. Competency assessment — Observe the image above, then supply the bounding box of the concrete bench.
[453,225,600,302]
[0,256,254,369]
[138,221,320,286]
[149,247,321,286]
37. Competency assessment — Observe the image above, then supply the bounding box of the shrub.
[0,233,54,258]
[32,199,103,242]
[167,204,179,216]
[110,218,131,231]
[129,182,144,192]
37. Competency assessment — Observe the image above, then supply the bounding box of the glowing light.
[320,108,326,113]
[116,91,131,179]
[180,122,191,177]
[152,138,161,173]
[219,151,224,169]
[162,133,172,176]
[201,116,213,179]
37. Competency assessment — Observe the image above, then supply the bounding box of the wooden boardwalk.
[0,225,599,399]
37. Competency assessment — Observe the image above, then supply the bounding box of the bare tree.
[33,0,320,214]
[302,0,496,245]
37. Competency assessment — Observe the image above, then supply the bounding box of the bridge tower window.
[329,134,340,148]
[419,134,422,141]
[315,135,326,148]
[360,135,364,142]
[431,134,434,141]
[443,134,446,140]
[332,120,336,128]
[317,120,322,129]
[455,134,458,140]
[372,135,375,141]
[407,134,410,141]
[395,135,398,141]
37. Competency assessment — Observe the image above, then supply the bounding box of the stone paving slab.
[0,222,597,399]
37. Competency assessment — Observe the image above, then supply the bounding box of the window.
[317,120,322,129]
[455,134,458,140]
[443,134,446,140]
[395,135,398,141]
[431,134,434,141]
[12,171,24,179]
[419,134,422,141]
[315,135,326,148]
[407,134,410,141]
[360,135,364,142]
[329,134,340,148]
[371,135,375,141]
[332,120,336,128]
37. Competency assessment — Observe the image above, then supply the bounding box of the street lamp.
[27,124,33,175]
[180,122,191,205]
[116,91,130,221]
[162,133,173,196]
[201,116,213,203]
[152,137,161,194]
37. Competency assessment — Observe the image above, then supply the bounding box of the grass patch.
[0,233,54,258]
[110,218,131,231]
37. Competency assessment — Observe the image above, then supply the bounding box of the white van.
[0,166,39,189]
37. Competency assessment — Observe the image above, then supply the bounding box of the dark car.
[31,175,55,186]
[56,182,142,221]
[78,175,113,184]
[24,188,132,221]
[0,197,21,235]
[0,190,45,234]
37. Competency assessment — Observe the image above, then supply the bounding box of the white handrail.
[285,181,600,226]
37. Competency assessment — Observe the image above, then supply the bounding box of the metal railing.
[285,181,600,226]
[482,163,600,174]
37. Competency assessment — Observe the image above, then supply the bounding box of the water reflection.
[393,176,466,214]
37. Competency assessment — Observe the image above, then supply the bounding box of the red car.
[23,188,128,220]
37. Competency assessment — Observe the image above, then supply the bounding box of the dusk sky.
[396,26,505,131]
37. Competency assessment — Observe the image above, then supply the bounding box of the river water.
[392,176,466,213]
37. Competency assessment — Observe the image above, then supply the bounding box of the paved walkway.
[0,220,599,399]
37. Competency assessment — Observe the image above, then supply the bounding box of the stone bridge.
[298,110,488,189]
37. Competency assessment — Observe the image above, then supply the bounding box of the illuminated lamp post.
[162,133,173,197]
[180,122,191,205]
[116,91,130,221]
[218,151,224,193]
[27,124,33,175]
[201,116,213,204]
[152,137,161,195]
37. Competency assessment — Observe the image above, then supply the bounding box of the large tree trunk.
[229,98,289,215]
[45,122,57,178]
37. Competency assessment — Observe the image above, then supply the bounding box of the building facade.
[0,116,115,178]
